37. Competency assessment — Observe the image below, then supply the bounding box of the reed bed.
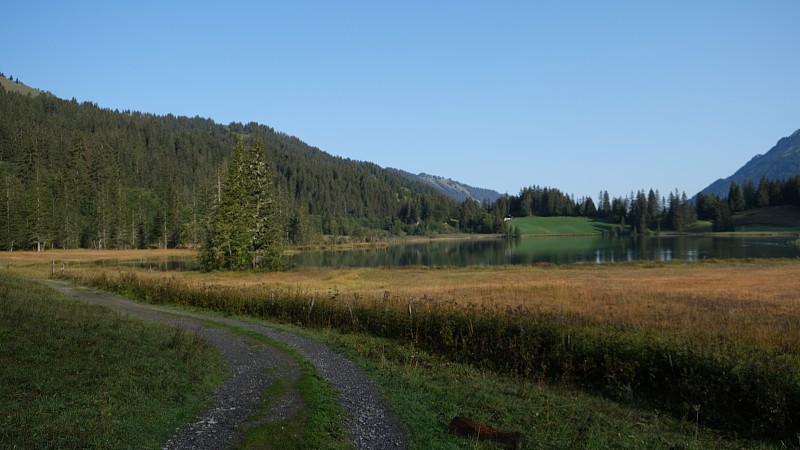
[57,259,800,440]
[58,259,800,349]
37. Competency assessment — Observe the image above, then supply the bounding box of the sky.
[4,1,799,200]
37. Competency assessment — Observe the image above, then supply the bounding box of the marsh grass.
[0,271,225,449]
[57,260,800,441]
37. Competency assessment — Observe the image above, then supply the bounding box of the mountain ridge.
[697,128,800,198]
[390,169,502,203]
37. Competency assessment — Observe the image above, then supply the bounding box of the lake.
[121,235,800,270]
[291,235,800,267]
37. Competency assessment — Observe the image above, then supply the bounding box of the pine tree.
[755,176,770,208]
[199,137,286,271]
[0,163,24,250]
[667,190,683,231]
[727,181,745,213]
[628,190,648,233]
[647,189,661,230]
[713,201,734,232]
[583,196,598,217]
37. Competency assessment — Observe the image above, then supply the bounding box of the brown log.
[448,416,527,449]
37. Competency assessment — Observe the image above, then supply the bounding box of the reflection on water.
[291,235,800,268]
[113,257,200,271]
[107,236,800,270]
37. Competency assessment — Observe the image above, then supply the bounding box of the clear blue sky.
[5,1,799,200]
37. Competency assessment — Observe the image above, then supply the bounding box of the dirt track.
[42,280,407,450]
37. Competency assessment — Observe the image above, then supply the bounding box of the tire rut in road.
[43,280,407,450]
[44,280,301,449]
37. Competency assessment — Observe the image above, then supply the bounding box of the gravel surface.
[43,280,407,450]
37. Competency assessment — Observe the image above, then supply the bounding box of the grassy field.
[52,256,795,350]
[507,216,616,235]
[733,205,800,232]
[508,206,800,235]
[0,271,225,449]
[4,250,800,447]
[0,76,43,97]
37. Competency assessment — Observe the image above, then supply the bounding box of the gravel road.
[43,280,407,450]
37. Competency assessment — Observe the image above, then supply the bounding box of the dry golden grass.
[0,249,197,270]
[7,250,799,349]
[0,248,194,264]
[0,249,195,276]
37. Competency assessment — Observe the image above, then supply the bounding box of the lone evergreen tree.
[199,137,286,270]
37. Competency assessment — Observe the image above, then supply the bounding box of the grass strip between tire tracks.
[189,318,351,449]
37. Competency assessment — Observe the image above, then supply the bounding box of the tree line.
[695,176,800,231]
[490,176,800,234]
[485,186,696,234]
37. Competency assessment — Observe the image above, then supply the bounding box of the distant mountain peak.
[697,128,800,198]
[391,169,502,203]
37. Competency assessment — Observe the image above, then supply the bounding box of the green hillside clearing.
[732,205,800,232]
[508,216,616,235]
[508,206,800,236]
[0,76,41,97]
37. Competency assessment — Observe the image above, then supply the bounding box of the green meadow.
[509,205,800,236]
[732,205,800,232]
[509,216,617,235]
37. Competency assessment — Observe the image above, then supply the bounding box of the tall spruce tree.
[727,181,746,213]
[199,137,286,270]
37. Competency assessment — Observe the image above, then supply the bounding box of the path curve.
[43,280,407,450]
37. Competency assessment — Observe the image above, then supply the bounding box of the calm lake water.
[291,235,800,267]
[120,235,800,270]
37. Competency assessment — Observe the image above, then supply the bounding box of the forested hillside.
[0,80,461,251]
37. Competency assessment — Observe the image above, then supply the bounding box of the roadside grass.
[0,271,225,449]
[327,331,784,450]
[230,317,777,449]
